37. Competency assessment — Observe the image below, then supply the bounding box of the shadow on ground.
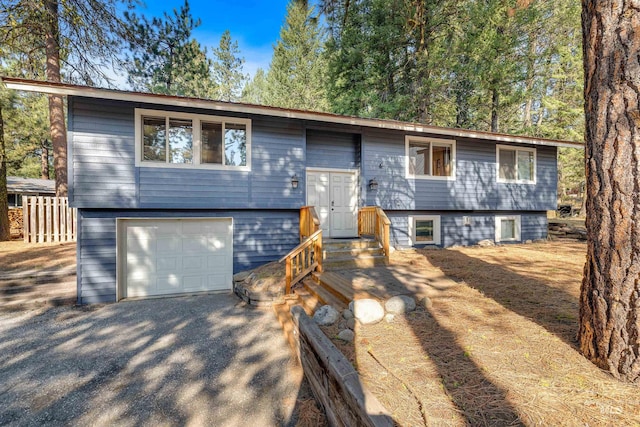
[0,293,310,426]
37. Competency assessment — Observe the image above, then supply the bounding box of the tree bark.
[41,140,50,180]
[0,103,10,241]
[579,0,640,382]
[44,0,68,197]
[490,88,499,132]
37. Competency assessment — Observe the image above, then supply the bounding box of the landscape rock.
[525,239,533,244]
[477,239,495,247]
[349,299,385,325]
[337,329,355,342]
[385,295,416,314]
[384,314,395,323]
[313,305,340,326]
[342,309,354,320]
[346,318,357,330]
[419,296,433,311]
[233,271,251,282]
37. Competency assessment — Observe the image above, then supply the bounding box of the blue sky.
[130,0,293,80]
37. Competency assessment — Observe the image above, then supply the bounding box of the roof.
[7,176,56,194]
[1,76,585,149]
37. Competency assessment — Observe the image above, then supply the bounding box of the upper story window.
[405,136,456,180]
[496,145,535,184]
[135,108,251,170]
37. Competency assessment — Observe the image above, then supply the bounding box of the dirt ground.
[0,241,76,274]
[325,241,640,426]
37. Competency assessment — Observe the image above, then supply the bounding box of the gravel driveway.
[0,293,306,426]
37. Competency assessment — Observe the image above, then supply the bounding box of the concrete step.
[322,254,388,270]
[323,247,385,260]
[301,278,348,311]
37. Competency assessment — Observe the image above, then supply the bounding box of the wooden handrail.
[280,229,323,294]
[358,206,390,264]
[299,206,321,241]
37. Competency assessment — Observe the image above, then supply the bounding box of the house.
[7,176,56,207]
[2,77,583,304]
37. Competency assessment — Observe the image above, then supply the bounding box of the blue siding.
[387,211,548,248]
[69,98,306,209]
[362,129,557,211]
[77,209,300,304]
[306,129,359,169]
[69,98,137,208]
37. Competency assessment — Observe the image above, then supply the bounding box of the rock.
[346,318,357,330]
[233,271,251,282]
[349,299,385,325]
[419,296,433,311]
[338,320,346,329]
[384,314,395,323]
[385,295,416,314]
[313,305,340,326]
[342,309,354,320]
[477,239,495,247]
[337,329,355,342]
[245,272,256,284]
[525,239,533,244]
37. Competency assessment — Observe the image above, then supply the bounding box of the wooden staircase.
[322,238,387,269]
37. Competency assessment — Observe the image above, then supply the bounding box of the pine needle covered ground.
[323,241,639,426]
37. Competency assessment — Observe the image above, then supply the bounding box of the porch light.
[369,178,379,191]
[291,174,299,189]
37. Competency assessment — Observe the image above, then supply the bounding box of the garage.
[117,218,233,299]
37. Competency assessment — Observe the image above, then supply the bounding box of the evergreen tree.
[241,68,268,105]
[265,0,328,111]
[125,0,215,98]
[1,0,137,196]
[212,30,247,102]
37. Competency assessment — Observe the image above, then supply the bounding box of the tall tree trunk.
[490,88,499,132]
[0,103,9,241]
[45,0,67,197]
[579,0,640,382]
[41,140,50,180]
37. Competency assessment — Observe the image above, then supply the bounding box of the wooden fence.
[23,196,77,243]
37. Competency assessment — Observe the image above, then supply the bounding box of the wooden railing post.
[316,234,323,273]
[285,257,292,294]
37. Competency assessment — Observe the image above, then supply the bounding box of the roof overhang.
[1,76,585,149]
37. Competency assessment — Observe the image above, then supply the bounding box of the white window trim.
[409,215,441,245]
[405,136,456,181]
[496,144,536,184]
[495,215,521,242]
[134,108,251,171]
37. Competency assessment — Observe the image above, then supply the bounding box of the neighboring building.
[7,176,56,208]
[2,78,583,304]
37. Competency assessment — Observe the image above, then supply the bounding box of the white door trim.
[305,168,359,238]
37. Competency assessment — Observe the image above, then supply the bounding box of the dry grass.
[326,241,640,426]
[0,241,76,273]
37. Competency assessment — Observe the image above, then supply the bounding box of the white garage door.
[121,218,233,298]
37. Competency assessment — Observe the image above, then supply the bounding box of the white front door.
[306,170,358,238]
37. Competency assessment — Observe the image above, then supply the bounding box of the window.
[409,215,441,245]
[495,215,521,242]
[406,136,456,180]
[496,145,536,183]
[135,109,250,170]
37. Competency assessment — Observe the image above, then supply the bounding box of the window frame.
[405,136,456,181]
[134,108,251,171]
[408,215,441,246]
[496,144,536,184]
[494,215,521,242]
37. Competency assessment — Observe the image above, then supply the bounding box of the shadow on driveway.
[0,293,307,426]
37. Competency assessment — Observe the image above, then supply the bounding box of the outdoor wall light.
[368,178,379,191]
[291,174,299,189]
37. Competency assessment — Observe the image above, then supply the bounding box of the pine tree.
[125,0,215,98]
[241,68,268,105]
[212,30,247,102]
[265,0,328,111]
